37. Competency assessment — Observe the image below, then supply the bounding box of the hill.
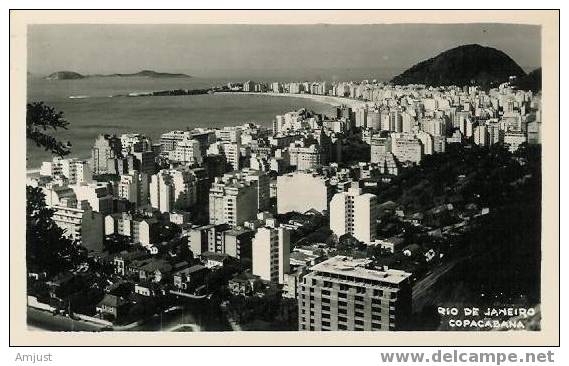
[391,44,526,88]
[45,71,85,80]
[45,70,191,80]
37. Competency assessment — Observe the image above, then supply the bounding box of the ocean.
[26,76,336,169]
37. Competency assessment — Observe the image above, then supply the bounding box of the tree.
[27,187,79,274]
[26,102,78,275]
[26,101,71,157]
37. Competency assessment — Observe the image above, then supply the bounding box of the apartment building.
[298,256,412,331]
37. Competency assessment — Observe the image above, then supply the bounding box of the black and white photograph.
[9,9,560,349]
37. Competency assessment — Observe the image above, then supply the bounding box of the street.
[412,258,461,312]
[27,307,104,332]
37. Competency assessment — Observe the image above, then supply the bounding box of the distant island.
[45,71,85,80]
[391,44,527,89]
[45,69,191,80]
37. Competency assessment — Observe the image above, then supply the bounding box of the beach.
[27,77,337,169]
[224,91,369,109]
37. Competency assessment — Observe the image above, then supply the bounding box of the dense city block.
[26,78,542,331]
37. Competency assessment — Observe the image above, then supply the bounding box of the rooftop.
[309,256,411,285]
[97,294,128,308]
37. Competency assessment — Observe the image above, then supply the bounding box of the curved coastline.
[219,91,369,109]
[26,91,366,174]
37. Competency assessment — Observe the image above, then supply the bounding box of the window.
[338,316,347,323]
[373,289,383,297]
[355,303,364,310]
[338,292,347,299]
[338,324,347,330]
[322,297,330,304]
[322,290,330,296]
[338,308,347,315]
[322,305,330,312]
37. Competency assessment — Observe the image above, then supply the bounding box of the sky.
[28,23,541,81]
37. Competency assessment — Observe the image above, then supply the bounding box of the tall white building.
[288,143,323,171]
[473,125,489,147]
[421,118,446,136]
[168,137,203,165]
[416,131,434,155]
[252,220,290,284]
[487,123,504,146]
[401,112,414,133]
[389,110,403,132]
[224,169,271,212]
[71,182,114,215]
[391,133,423,164]
[209,177,258,227]
[91,134,122,175]
[277,172,333,214]
[150,168,197,213]
[355,107,368,128]
[40,157,92,184]
[52,200,104,253]
[121,133,151,155]
[117,172,141,207]
[223,142,241,171]
[370,135,392,163]
[330,185,378,244]
[104,213,158,247]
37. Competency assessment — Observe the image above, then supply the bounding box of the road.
[412,258,461,312]
[27,308,104,332]
[27,299,231,332]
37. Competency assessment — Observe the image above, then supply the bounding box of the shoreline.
[26,91,367,172]
[220,91,369,109]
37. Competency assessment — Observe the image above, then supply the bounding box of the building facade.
[298,256,412,331]
[277,171,334,214]
[252,221,290,284]
[330,185,378,244]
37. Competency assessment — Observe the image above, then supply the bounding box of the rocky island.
[45,71,85,80]
[45,69,191,80]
